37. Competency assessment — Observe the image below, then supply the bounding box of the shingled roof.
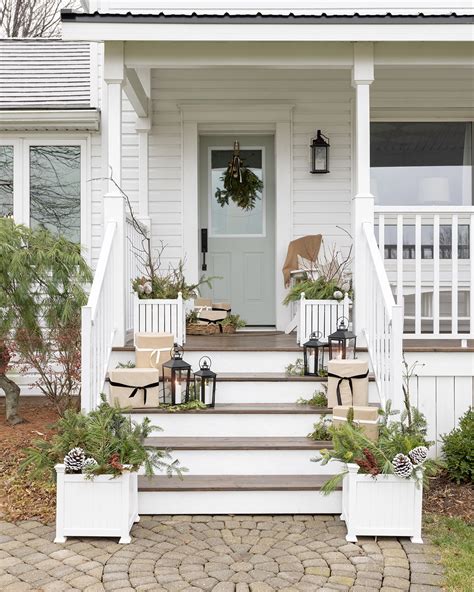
[0,39,92,109]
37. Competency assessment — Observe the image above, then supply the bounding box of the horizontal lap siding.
[148,68,353,269]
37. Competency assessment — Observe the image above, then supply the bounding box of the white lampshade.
[418,177,450,204]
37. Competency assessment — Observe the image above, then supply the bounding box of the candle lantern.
[303,331,327,376]
[161,343,192,405]
[310,130,330,174]
[194,356,217,407]
[328,317,357,360]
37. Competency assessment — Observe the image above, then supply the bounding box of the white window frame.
[0,135,91,263]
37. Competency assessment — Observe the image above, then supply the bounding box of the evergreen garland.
[215,142,263,211]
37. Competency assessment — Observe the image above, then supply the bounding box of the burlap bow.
[327,370,369,406]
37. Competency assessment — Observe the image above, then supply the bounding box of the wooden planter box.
[54,464,139,544]
[298,294,351,345]
[341,464,423,543]
[134,294,186,345]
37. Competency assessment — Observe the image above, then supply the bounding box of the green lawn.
[424,514,474,592]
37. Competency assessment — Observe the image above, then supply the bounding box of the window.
[0,141,83,244]
[30,145,81,243]
[371,122,473,206]
[0,145,14,217]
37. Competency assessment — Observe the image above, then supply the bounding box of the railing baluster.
[471,214,474,337]
[451,214,459,336]
[396,215,403,306]
[433,214,440,337]
[415,215,422,336]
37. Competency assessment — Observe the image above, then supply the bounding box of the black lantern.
[310,130,330,174]
[303,332,327,376]
[161,343,192,405]
[328,317,357,360]
[194,356,217,408]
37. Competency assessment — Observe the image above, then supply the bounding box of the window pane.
[0,145,14,217]
[30,145,81,242]
[210,148,264,236]
[371,122,472,206]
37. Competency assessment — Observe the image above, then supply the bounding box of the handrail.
[81,221,117,412]
[375,205,474,214]
[362,222,403,409]
[87,222,116,320]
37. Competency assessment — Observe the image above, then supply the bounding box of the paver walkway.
[0,516,444,592]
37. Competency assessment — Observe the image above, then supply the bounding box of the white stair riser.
[139,450,343,475]
[110,349,372,374]
[214,381,379,404]
[131,412,320,437]
[138,490,342,515]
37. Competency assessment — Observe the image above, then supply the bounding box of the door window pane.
[210,148,264,236]
[30,145,81,242]
[0,145,14,217]
[371,122,472,206]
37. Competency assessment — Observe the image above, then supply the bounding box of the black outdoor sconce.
[310,130,330,174]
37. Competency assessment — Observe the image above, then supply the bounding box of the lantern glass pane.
[315,146,327,171]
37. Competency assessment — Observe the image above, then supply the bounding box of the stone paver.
[0,518,443,591]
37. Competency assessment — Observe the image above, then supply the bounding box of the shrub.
[441,408,474,484]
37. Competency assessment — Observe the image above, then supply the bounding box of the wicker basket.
[221,324,236,334]
[186,323,220,336]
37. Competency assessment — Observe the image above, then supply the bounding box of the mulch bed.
[0,396,58,523]
[424,471,474,523]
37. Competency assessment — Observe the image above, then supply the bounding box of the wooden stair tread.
[138,474,338,492]
[128,403,330,414]
[144,436,332,450]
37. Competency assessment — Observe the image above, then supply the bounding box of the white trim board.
[180,102,293,331]
[0,110,100,132]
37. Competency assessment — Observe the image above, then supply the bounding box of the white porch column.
[352,42,374,336]
[103,41,126,346]
[135,68,152,230]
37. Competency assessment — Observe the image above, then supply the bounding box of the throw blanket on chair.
[282,234,322,288]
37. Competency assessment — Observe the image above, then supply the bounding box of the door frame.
[179,102,294,330]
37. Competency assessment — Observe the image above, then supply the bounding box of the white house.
[0,1,473,513]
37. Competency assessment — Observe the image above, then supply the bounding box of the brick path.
[0,516,444,591]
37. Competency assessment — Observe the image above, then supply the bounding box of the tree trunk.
[0,373,24,425]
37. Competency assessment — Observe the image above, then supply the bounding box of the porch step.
[143,436,338,475]
[129,404,328,437]
[145,436,331,449]
[137,474,342,514]
[138,474,339,491]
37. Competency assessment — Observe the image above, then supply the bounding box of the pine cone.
[409,446,428,466]
[64,447,86,473]
[392,453,414,478]
[83,457,98,472]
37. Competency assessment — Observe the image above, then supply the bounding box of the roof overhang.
[0,108,100,132]
[61,12,474,42]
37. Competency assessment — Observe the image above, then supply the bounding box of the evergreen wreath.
[215,141,263,211]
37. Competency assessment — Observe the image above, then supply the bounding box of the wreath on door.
[215,141,263,211]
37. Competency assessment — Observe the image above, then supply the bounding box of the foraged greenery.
[0,219,92,422]
[297,388,328,408]
[307,415,332,441]
[220,314,246,329]
[424,514,472,592]
[133,259,214,301]
[441,407,474,484]
[284,239,352,304]
[285,358,305,376]
[314,396,437,494]
[161,400,208,413]
[215,149,263,211]
[22,395,186,479]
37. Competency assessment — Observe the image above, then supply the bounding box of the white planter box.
[134,293,186,345]
[54,464,139,544]
[298,294,350,345]
[341,463,423,543]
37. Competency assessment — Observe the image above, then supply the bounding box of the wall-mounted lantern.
[310,130,330,174]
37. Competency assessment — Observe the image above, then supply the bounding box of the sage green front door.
[199,135,275,326]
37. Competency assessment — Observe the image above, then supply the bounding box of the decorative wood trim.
[0,109,100,131]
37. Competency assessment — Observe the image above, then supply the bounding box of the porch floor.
[119,330,474,352]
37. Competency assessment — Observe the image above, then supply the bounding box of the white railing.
[362,222,404,408]
[298,293,350,345]
[81,222,117,412]
[375,206,474,340]
[125,215,147,340]
[134,293,186,345]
